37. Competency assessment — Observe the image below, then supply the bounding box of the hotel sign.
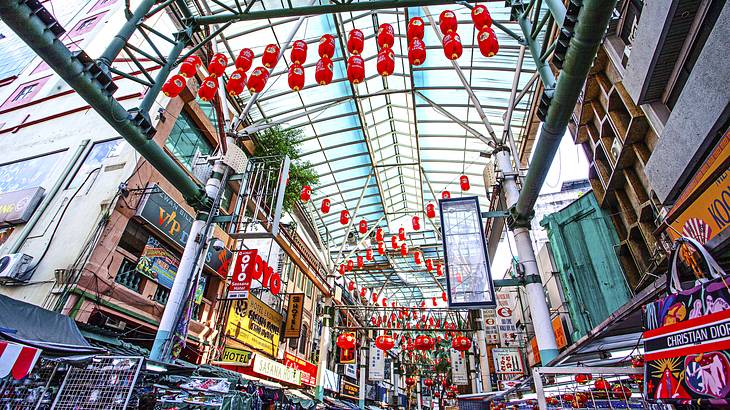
[284,293,305,338]
[220,347,253,365]
[225,294,282,356]
[253,355,301,386]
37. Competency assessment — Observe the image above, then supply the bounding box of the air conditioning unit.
[0,253,34,284]
[104,316,127,331]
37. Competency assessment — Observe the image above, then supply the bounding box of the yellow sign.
[340,379,360,400]
[225,295,282,357]
[219,347,253,365]
[284,293,304,338]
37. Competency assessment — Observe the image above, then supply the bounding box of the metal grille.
[0,359,58,410]
[51,356,143,410]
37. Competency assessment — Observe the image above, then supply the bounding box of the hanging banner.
[484,309,500,345]
[284,293,305,338]
[136,237,179,289]
[439,197,496,307]
[450,349,469,385]
[492,348,525,375]
[368,341,385,381]
[229,249,257,299]
[284,353,318,387]
[225,294,282,357]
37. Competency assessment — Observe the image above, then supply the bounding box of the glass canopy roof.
[182,0,541,305]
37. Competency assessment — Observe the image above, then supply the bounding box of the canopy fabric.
[0,294,101,355]
[0,340,42,380]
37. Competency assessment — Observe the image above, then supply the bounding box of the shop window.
[115,258,143,293]
[0,150,65,194]
[165,112,213,171]
[298,324,309,355]
[67,138,124,189]
[1,77,50,110]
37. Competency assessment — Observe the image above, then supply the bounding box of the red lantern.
[398,227,406,241]
[432,297,437,307]
[346,259,353,271]
[262,44,280,68]
[442,190,451,199]
[225,69,247,96]
[375,334,395,351]
[611,384,631,399]
[348,280,355,291]
[421,335,434,350]
[631,355,644,368]
[197,76,218,101]
[377,23,395,49]
[575,373,592,384]
[426,203,436,218]
[442,291,448,302]
[471,4,493,30]
[319,34,336,59]
[439,10,458,34]
[405,377,416,386]
[372,291,378,303]
[358,219,368,234]
[442,33,463,60]
[408,38,427,66]
[347,55,365,84]
[562,393,575,402]
[423,378,434,387]
[594,378,610,390]
[179,55,202,78]
[290,40,308,64]
[339,264,345,276]
[360,288,367,298]
[377,241,385,255]
[300,185,312,202]
[412,216,421,231]
[377,48,395,77]
[288,64,305,91]
[357,255,364,269]
[162,74,186,97]
[459,175,470,191]
[376,227,385,242]
[336,333,356,349]
[366,248,374,261]
[382,298,388,307]
[315,58,334,85]
[235,48,254,72]
[452,336,472,351]
[247,67,269,93]
[321,198,331,213]
[437,264,443,276]
[425,259,433,271]
[340,210,350,225]
[400,243,408,257]
[407,17,425,41]
[207,53,227,77]
[391,235,398,250]
[414,250,422,264]
[347,29,365,55]
[446,391,455,399]
[433,392,440,398]
[477,27,499,57]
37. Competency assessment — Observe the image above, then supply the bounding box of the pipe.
[99,0,159,68]
[8,140,90,254]
[516,0,618,220]
[0,1,207,208]
[138,37,187,114]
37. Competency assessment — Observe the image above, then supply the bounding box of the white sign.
[323,368,340,392]
[492,348,524,375]
[498,379,523,390]
[253,355,302,385]
[344,363,357,379]
[450,349,469,385]
[496,292,519,347]
[484,309,500,345]
[368,341,385,381]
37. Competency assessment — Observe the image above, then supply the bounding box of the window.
[165,112,214,171]
[297,267,304,290]
[1,77,50,110]
[298,324,309,355]
[67,139,124,189]
[0,151,65,194]
[69,13,106,37]
[13,84,36,102]
[306,277,313,298]
[91,0,117,11]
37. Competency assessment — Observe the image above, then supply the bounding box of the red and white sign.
[492,347,524,375]
[229,249,282,298]
[0,341,42,380]
[283,352,318,387]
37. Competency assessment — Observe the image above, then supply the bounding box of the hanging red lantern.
[398,227,406,241]
[290,40,308,64]
[412,216,421,231]
[407,17,425,41]
[366,248,374,261]
[575,373,592,384]
[376,48,395,77]
[432,297,437,306]
[357,255,364,269]
[348,280,355,291]
[420,335,434,350]
[471,4,493,30]
[426,203,436,218]
[377,241,385,255]
[347,55,365,84]
[594,378,610,390]
[442,190,451,199]
[207,53,227,77]
[433,391,440,398]
[225,69,247,96]
[347,29,365,55]
[631,355,644,368]
[340,210,350,225]
[346,259,354,271]
[262,44,280,68]
[611,384,631,399]
[336,333,356,349]
[442,291,448,302]
[162,74,186,97]
[372,291,378,303]
[459,175,470,191]
[414,250,422,264]
[446,391,456,399]
[477,27,499,57]
[339,264,345,276]
[452,336,471,351]
[405,377,416,387]
[423,378,434,387]
[400,243,408,257]
[360,288,367,297]
[247,67,269,93]
[382,298,388,307]
[321,198,331,214]
[377,23,395,49]
[300,185,312,202]
[197,75,218,101]
[235,48,254,72]
[288,63,305,91]
[375,334,395,351]
[358,219,368,234]
[179,55,202,78]
[562,393,575,402]
[439,10,458,34]
[437,264,443,276]
[408,38,427,66]
[425,259,433,271]
[442,33,463,60]
[318,34,336,59]
[391,235,398,250]
[315,58,334,85]
[376,228,385,242]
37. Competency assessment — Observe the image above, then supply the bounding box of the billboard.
[283,293,305,338]
[439,196,496,307]
[225,295,282,356]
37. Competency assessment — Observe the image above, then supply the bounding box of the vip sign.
[229,249,282,298]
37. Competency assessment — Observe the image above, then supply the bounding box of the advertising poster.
[136,237,179,289]
[450,349,469,385]
[492,348,525,375]
[439,197,496,307]
[225,295,282,356]
[496,292,519,347]
[284,353,318,387]
[228,249,257,299]
[368,341,385,381]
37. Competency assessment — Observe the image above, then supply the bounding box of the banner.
[368,341,385,381]
[136,237,179,289]
[284,353,318,387]
[229,249,256,299]
[225,295,282,357]
[492,348,524,375]
[450,349,469,385]
[284,293,305,338]
[439,197,496,307]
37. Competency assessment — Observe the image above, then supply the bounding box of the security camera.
[211,239,225,252]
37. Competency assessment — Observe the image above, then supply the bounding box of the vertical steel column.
[476,310,493,392]
[358,334,367,409]
[315,303,333,401]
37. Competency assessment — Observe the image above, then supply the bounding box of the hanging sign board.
[492,348,524,375]
[284,353,318,387]
[229,249,257,299]
[323,369,340,392]
[484,309,500,345]
[450,349,469,385]
[225,294,282,356]
[0,187,44,227]
[284,293,305,338]
[253,354,301,386]
[368,341,385,381]
[341,379,360,400]
[344,363,357,379]
[496,292,519,347]
[439,197,496,307]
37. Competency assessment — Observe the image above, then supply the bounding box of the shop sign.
[229,249,282,297]
[136,237,179,289]
[323,368,340,392]
[136,183,232,275]
[528,337,539,367]
[220,346,253,365]
[528,317,569,365]
[498,380,522,390]
[225,294,282,356]
[495,292,519,347]
[284,293,304,338]
[368,341,385,381]
[284,352,317,387]
[450,349,468,385]
[344,363,357,379]
[492,348,524,375]
[253,354,301,386]
[0,187,44,227]
[484,309,500,345]
[340,379,360,400]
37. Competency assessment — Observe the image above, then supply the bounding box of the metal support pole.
[533,367,547,410]
[495,149,558,363]
[502,46,526,160]
[517,16,556,94]
[468,349,478,393]
[315,302,333,401]
[138,37,187,114]
[98,0,159,68]
[359,335,367,409]
[416,380,423,410]
[333,172,374,268]
[476,310,493,392]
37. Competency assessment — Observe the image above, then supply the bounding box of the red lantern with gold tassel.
[300,185,312,202]
[290,40,308,65]
[426,203,436,218]
[321,198,331,214]
[398,227,406,241]
[357,255,364,269]
[432,297,438,306]
[377,48,395,77]
[471,5,493,30]
[348,280,355,291]
[162,74,186,97]
[442,291,448,301]
[375,334,395,351]
[442,33,463,60]
[378,241,386,255]
[412,216,421,231]
[338,264,345,276]
[437,264,444,276]
[460,175,470,191]
[235,48,254,72]
[315,58,333,85]
[366,248,373,261]
[372,291,379,303]
[247,67,269,93]
[347,29,365,55]
[225,69,246,96]
[207,53,227,77]
[408,38,427,67]
[346,259,353,272]
[452,336,472,351]
[358,219,368,234]
[347,55,365,84]
[319,34,336,59]
[376,228,385,242]
[262,44,280,68]
[360,288,367,298]
[477,27,499,57]
[400,243,408,257]
[425,259,433,271]
[340,210,350,225]
[407,17,425,41]
[336,333,356,350]
[405,377,416,387]
[179,55,202,78]
[442,190,451,199]
[197,76,218,101]
[439,10,458,34]
[288,64,305,91]
[377,23,395,49]
[391,235,398,250]
[414,250,422,265]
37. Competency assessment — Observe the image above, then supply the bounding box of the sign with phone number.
[492,348,524,375]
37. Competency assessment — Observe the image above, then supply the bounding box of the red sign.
[229,250,257,299]
[284,352,318,387]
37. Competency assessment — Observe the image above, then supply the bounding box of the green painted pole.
[518,15,556,93]
[138,36,187,114]
[98,0,159,68]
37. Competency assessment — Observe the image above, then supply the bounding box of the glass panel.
[165,112,213,171]
[0,151,65,194]
[68,139,124,189]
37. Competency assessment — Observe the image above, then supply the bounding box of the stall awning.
[0,340,41,380]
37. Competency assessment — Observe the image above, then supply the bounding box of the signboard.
[220,346,253,365]
[136,183,232,275]
[492,348,524,375]
[339,347,356,364]
[284,293,305,338]
[498,380,523,390]
[496,292,519,347]
[439,197,496,307]
[484,309,500,344]
[341,379,360,400]
[225,294,282,356]
[344,363,357,379]
[0,187,44,226]
[528,317,569,365]
[253,354,301,386]
[450,349,469,385]
[229,249,256,299]
[323,369,340,392]
[368,341,385,381]
[136,237,179,289]
[284,353,318,387]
